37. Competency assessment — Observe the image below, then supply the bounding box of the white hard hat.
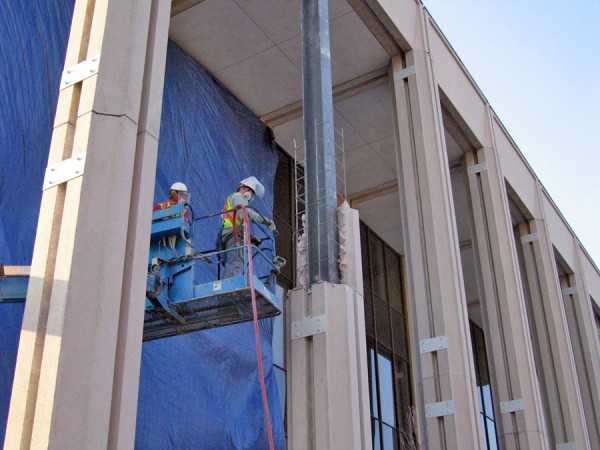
[239,176,265,198]
[170,182,188,192]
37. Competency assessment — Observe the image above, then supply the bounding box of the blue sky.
[422,0,600,267]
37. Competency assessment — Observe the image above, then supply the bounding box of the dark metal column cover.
[301,0,339,284]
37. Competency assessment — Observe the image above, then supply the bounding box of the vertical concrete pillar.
[463,123,549,448]
[560,242,600,448]
[286,203,371,449]
[338,202,372,449]
[5,0,170,448]
[518,184,591,449]
[388,16,482,448]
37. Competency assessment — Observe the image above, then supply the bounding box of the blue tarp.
[0,2,285,448]
[136,42,284,449]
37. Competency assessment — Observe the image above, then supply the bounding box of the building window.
[470,321,499,450]
[273,284,287,421]
[593,298,600,343]
[272,148,295,289]
[272,147,297,430]
[361,222,413,449]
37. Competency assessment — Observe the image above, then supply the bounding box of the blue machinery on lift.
[144,202,284,341]
[0,203,285,341]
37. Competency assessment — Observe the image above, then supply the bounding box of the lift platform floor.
[1,269,281,341]
[143,274,281,341]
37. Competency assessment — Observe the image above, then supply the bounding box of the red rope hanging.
[241,206,275,450]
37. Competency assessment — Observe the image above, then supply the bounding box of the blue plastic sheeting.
[0,1,74,445]
[0,1,285,447]
[135,41,285,449]
[0,1,74,264]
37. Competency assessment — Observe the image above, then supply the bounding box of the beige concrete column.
[560,242,600,448]
[464,139,549,449]
[287,283,371,449]
[286,203,371,450]
[4,0,171,448]
[338,202,372,449]
[389,30,482,450]
[518,187,591,449]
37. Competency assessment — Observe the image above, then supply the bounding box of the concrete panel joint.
[561,286,577,297]
[393,65,416,81]
[291,314,327,340]
[419,335,448,353]
[467,162,488,175]
[43,153,86,190]
[60,54,100,90]
[556,443,576,450]
[425,400,454,418]
[500,399,524,413]
[520,233,539,244]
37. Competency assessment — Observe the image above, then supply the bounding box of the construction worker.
[221,176,276,279]
[153,182,190,220]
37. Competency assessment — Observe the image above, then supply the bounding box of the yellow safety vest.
[223,194,243,229]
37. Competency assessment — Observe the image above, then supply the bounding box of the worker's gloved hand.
[268,220,277,233]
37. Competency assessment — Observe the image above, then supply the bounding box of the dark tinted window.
[362,224,413,449]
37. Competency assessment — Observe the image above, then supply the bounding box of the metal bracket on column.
[393,65,416,81]
[425,400,454,418]
[556,443,576,450]
[467,162,488,175]
[419,335,448,353]
[43,153,86,190]
[291,314,326,340]
[500,399,524,413]
[60,54,100,90]
[520,233,538,244]
[562,286,577,297]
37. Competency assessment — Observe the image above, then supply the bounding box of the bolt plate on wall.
[500,399,524,414]
[520,233,539,244]
[43,153,86,190]
[561,286,577,297]
[60,55,100,90]
[419,335,448,354]
[393,65,415,81]
[467,162,488,175]
[425,400,454,418]
[291,314,326,340]
[556,443,576,450]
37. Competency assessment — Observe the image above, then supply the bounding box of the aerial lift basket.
[143,203,284,341]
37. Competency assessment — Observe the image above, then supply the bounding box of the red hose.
[241,206,275,450]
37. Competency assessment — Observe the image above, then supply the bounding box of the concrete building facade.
[3,0,600,449]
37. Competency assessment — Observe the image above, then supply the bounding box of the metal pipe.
[301,0,339,284]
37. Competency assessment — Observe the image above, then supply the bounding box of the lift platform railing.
[143,202,286,342]
[190,205,284,284]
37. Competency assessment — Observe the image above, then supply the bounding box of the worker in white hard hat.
[153,182,190,220]
[221,176,276,278]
